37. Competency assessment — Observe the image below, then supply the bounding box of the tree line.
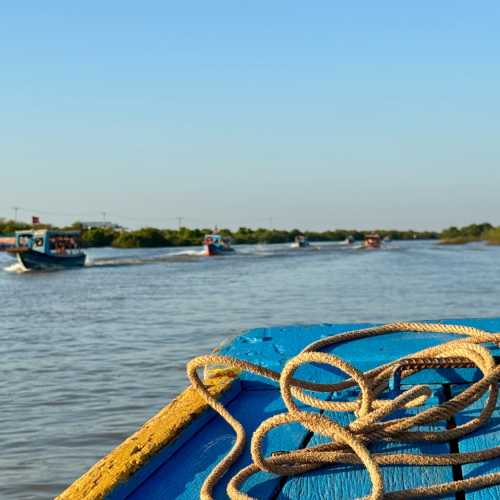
[439,223,500,245]
[1,218,499,247]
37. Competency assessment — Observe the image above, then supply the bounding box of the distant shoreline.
[2,221,499,248]
[0,225,439,249]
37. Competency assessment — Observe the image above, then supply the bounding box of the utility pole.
[12,206,20,222]
[101,211,107,222]
[176,216,184,229]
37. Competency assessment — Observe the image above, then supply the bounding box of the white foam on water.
[4,261,29,273]
[87,258,148,267]
[169,249,206,256]
[85,248,207,267]
[242,245,272,256]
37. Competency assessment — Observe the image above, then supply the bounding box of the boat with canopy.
[7,229,86,270]
[203,233,235,256]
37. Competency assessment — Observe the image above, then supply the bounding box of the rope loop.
[281,351,373,417]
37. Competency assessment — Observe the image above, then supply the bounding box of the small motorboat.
[290,234,310,248]
[344,235,355,245]
[7,230,86,270]
[364,233,381,249]
[203,233,235,256]
[0,235,16,251]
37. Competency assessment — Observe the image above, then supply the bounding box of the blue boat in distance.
[203,233,235,256]
[7,229,86,270]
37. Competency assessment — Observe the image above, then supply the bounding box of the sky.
[1,2,499,230]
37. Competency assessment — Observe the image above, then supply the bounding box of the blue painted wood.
[277,384,455,500]
[126,388,319,499]
[106,381,242,500]
[453,385,500,500]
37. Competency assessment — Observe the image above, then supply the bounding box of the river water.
[1,240,500,499]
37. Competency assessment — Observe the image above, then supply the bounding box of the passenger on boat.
[56,238,67,255]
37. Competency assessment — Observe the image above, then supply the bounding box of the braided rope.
[186,322,500,499]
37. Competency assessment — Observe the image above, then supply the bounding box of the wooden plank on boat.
[5,247,28,254]
[221,320,500,388]
[126,387,316,499]
[453,385,500,500]
[277,385,455,500]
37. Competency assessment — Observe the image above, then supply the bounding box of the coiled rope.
[186,322,500,499]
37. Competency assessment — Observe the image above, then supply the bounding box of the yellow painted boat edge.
[57,368,239,500]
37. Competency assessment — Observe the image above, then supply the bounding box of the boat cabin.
[204,234,232,247]
[15,229,83,256]
[204,234,221,245]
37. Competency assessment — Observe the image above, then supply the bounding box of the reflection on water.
[1,240,500,498]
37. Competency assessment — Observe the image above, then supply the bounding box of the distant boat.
[0,236,16,251]
[7,230,86,270]
[344,235,355,245]
[203,233,235,256]
[291,234,310,248]
[364,233,381,249]
[383,235,392,243]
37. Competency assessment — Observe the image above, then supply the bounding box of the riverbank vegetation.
[0,220,36,233]
[483,228,500,245]
[0,219,440,248]
[76,225,442,247]
[3,218,500,248]
[439,223,494,245]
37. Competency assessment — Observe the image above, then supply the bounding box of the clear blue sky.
[1,2,499,230]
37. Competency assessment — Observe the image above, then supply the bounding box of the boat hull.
[291,242,310,248]
[203,244,235,256]
[17,250,86,270]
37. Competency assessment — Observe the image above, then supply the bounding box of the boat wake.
[85,249,206,268]
[4,242,408,273]
[4,262,29,273]
[172,249,206,257]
